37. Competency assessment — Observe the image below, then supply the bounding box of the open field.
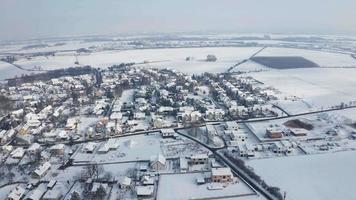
[258,47,356,67]
[248,151,356,200]
[243,68,356,111]
[157,173,263,200]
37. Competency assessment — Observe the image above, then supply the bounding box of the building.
[266,127,283,139]
[179,157,189,172]
[50,144,65,155]
[206,54,217,62]
[10,147,25,159]
[206,125,217,137]
[42,190,62,200]
[136,186,154,197]
[289,128,309,136]
[119,177,132,189]
[211,167,233,183]
[28,143,41,155]
[190,154,209,165]
[161,128,175,138]
[33,162,51,179]
[6,185,25,200]
[225,121,239,131]
[237,144,255,157]
[150,154,166,171]
[97,138,119,153]
[83,142,96,153]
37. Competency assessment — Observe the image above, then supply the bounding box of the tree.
[81,163,104,180]
[70,191,81,200]
[95,184,106,199]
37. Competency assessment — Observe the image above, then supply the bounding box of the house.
[272,142,286,153]
[229,130,247,143]
[237,144,255,157]
[24,184,46,200]
[91,183,108,195]
[83,142,96,153]
[28,143,41,154]
[266,127,283,139]
[134,112,146,120]
[47,180,57,189]
[211,167,233,183]
[289,128,308,136]
[119,177,132,189]
[196,175,206,185]
[150,154,166,171]
[205,109,224,120]
[10,147,25,159]
[136,186,154,197]
[141,175,155,185]
[225,121,239,131]
[110,112,123,120]
[97,138,119,153]
[190,154,209,165]
[33,162,51,178]
[206,125,217,137]
[42,190,62,200]
[280,140,293,153]
[161,128,175,138]
[206,54,217,62]
[56,130,68,140]
[50,144,65,155]
[6,185,25,200]
[65,118,77,130]
[179,157,189,172]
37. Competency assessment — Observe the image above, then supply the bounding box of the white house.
[6,185,25,200]
[150,154,166,171]
[28,143,41,154]
[33,162,51,178]
[161,128,175,138]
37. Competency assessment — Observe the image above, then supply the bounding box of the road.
[226,46,267,73]
[174,126,278,200]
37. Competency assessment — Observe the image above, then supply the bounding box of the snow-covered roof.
[34,162,51,177]
[28,143,41,152]
[211,167,233,177]
[25,185,46,200]
[7,185,25,200]
[10,147,25,158]
[150,154,166,165]
[191,153,208,160]
[136,186,154,196]
[120,177,132,187]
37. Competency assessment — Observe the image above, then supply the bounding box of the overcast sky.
[1,0,356,41]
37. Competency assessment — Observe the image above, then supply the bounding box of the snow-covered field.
[13,47,262,74]
[243,68,356,110]
[72,133,162,163]
[248,151,356,200]
[259,47,356,67]
[157,173,263,200]
[0,61,34,80]
[1,45,356,79]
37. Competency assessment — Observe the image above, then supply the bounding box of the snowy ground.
[12,47,262,74]
[258,47,356,67]
[157,173,263,200]
[72,133,162,163]
[248,151,356,200]
[242,68,356,111]
[0,61,35,80]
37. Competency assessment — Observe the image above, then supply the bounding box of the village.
[1,53,356,200]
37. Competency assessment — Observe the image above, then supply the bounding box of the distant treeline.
[7,66,96,86]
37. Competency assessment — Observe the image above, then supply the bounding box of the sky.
[1,0,356,41]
